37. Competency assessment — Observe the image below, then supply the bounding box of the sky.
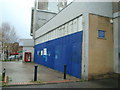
[0,0,73,39]
[0,0,35,39]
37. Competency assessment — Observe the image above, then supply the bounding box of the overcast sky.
[0,0,35,39]
[0,0,74,39]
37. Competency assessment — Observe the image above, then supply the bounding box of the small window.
[98,30,106,38]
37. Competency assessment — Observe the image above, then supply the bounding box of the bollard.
[2,68,6,81]
[34,65,38,81]
[5,76,9,84]
[64,64,67,79]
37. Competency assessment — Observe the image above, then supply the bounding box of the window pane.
[98,30,105,38]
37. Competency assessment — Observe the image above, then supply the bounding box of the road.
[5,78,119,88]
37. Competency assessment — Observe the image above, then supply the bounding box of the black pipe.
[34,65,38,81]
[64,64,67,79]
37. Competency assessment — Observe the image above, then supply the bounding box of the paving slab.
[2,61,79,84]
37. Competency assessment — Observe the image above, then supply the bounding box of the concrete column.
[113,11,120,73]
[81,13,89,80]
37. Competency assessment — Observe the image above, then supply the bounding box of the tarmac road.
[4,78,119,88]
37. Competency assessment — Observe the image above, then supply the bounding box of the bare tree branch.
[0,22,19,60]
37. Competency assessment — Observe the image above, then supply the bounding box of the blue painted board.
[34,31,83,78]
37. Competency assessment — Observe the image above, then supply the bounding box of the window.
[37,51,40,56]
[98,30,106,38]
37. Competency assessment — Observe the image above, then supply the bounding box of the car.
[8,55,16,60]
[8,55,20,60]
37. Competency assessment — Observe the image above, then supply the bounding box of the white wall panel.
[47,33,48,41]
[73,19,78,33]
[64,24,68,35]
[68,22,71,34]
[41,36,43,43]
[47,33,49,41]
[42,35,44,42]
[55,29,57,38]
[78,16,83,31]
[52,30,55,40]
[50,31,53,40]
[49,32,51,40]
[61,26,63,37]
[35,16,83,44]
[58,27,61,37]
[70,21,73,34]
[62,25,65,36]
[45,34,47,42]
[53,30,55,40]
[43,35,45,42]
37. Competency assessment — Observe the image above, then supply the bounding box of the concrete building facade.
[113,2,120,73]
[31,1,119,79]
[31,0,58,39]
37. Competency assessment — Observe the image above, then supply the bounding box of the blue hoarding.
[34,31,83,78]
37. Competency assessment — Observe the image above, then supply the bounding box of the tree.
[1,22,18,43]
[0,22,19,60]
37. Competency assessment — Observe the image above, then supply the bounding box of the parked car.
[8,55,16,60]
[8,55,20,60]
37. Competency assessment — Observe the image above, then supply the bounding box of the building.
[18,46,23,59]
[19,39,34,62]
[2,42,20,59]
[113,2,120,73]
[31,8,57,36]
[31,0,58,38]
[31,1,119,79]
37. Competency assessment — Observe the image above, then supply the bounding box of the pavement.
[4,78,119,88]
[2,60,79,84]
[1,61,119,88]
